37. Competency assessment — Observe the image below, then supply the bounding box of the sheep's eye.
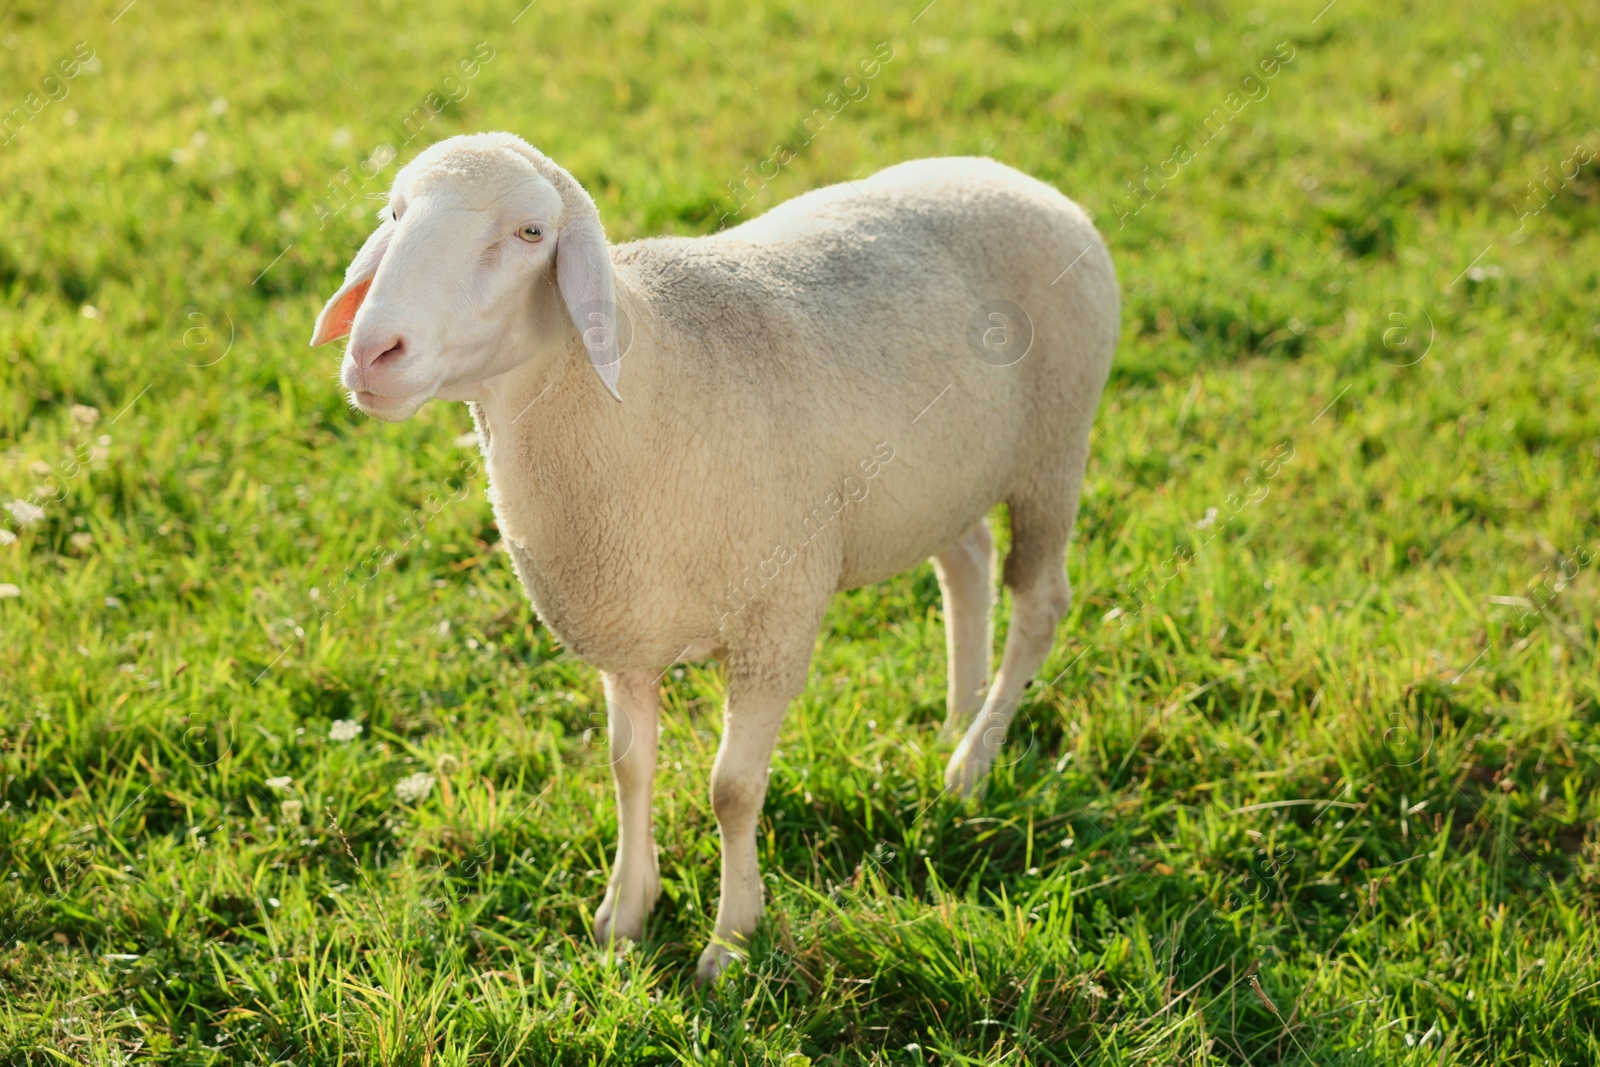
[391,210,398,221]
[518,225,544,243]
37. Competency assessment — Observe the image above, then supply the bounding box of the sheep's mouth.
[350,388,430,421]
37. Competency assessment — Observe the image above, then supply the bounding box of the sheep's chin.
[349,389,432,422]
[434,379,490,403]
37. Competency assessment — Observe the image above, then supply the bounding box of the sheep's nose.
[352,335,406,371]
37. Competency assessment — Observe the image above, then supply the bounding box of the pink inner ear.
[313,278,372,346]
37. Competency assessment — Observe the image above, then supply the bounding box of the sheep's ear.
[310,219,394,347]
[555,213,622,401]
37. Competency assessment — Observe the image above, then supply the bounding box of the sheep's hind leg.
[932,518,995,738]
[593,670,663,946]
[945,503,1072,797]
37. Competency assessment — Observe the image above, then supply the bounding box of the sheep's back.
[610,157,1117,595]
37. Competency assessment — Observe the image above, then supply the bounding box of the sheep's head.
[310,132,621,421]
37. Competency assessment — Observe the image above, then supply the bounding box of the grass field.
[2,0,1599,1062]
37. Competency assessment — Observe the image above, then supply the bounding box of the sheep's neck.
[470,343,654,660]
[474,342,626,551]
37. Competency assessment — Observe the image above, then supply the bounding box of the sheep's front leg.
[695,680,794,983]
[593,670,662,945]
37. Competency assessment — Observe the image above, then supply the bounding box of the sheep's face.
[311,134,621,421]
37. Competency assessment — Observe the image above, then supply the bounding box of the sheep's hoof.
[943,738,990,798]
[592,898,639,947]
[694,939,743,985]
[593,868,661,946]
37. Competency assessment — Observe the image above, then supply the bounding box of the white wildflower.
[328,719,362,742]
[70,404,100,424]
[0,583,20,599]
[265,776,292,790]
[5,500,44,526]
[280,799,303,824]
[395,772,435,804]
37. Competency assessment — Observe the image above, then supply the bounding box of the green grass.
[2,0,1598,1062]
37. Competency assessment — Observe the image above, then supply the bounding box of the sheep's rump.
[613,157,1119,595]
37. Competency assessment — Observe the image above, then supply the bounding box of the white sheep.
[310,132,1118,981]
